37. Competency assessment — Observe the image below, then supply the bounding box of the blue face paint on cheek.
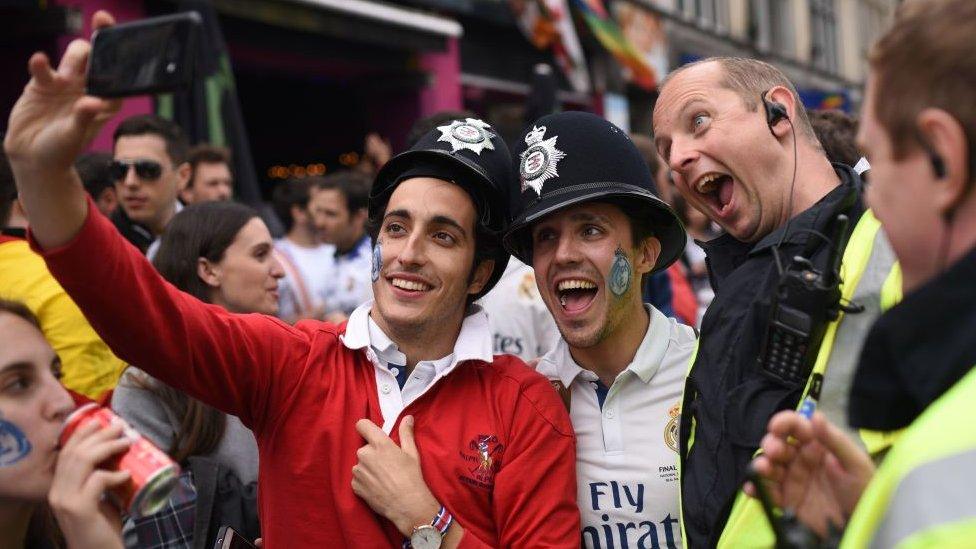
[0,414,32,467]
[371,240,383,283]
[608,247,633,297]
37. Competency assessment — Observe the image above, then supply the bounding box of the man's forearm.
[10,164,89,249]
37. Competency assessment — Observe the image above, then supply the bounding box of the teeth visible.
[696,173,723,194]
[391,278,431,291]
[557,279,597,291]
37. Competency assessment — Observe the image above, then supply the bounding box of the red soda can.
[59,403,180,518]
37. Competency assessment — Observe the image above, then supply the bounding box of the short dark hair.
[0,149,15,226]
[807,109,860,167]
[187,144,232,188]
[404,110,477,149]
[312,171,371,214]
[0,298,41,330]
[113,114,190,165]
[75,152,115,200]
[152,201,258,303]
[870,0,976,181]
[271,178,313,232]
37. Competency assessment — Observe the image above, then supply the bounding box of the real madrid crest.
[665,402,680,453]
[436,118,496,155]
[519,125,566,196]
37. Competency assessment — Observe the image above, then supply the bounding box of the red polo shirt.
[34,201,579,547]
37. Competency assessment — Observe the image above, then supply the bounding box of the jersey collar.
[341,301,494,367]
[539,304,673,388]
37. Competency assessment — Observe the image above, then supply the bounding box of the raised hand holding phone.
[4,10,120,249]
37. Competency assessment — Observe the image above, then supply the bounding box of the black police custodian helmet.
[503,111,685,273]
[370,118,511,299]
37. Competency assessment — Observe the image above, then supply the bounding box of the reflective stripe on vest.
[677,339,700,547]
[840,366,976,548]
[706,210,902,549]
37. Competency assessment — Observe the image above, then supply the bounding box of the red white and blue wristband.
[431,505,453,535]
[402,506,453,548]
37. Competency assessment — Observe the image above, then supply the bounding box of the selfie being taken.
[3,1,974,548]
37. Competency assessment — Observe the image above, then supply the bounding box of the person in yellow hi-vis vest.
[750,1,976,546]
[652,56,900,547]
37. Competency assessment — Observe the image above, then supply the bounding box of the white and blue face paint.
[371,240,383,283]
[608,247,633,297]
[0,412,32,467]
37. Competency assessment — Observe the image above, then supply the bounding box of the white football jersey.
[536,305,696,549]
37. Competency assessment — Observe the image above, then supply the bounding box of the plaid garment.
[126,470,198,549]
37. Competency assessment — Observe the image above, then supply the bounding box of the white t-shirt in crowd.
[274,237,336,321]
[535,305,696,549]
[322,235,374,316]
[478,259,559,362]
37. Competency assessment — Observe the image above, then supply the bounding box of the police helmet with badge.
[370,118,512,299]
[503,111,685,273]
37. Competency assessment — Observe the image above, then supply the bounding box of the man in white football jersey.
[504,112,696,549]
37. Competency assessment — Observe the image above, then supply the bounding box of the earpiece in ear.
[761,90,789,137]
[930,152,947,179]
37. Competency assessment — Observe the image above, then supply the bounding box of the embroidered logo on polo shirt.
[665,402,680,453]
[458,434,504,490]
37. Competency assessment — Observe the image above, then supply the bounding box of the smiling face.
[653,61,793,242]
[530,202,655,348]
[371,177,493,340]
[0,311,74,503]
[203,218,284,315]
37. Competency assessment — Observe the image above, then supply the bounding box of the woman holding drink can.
[0,298,128,548]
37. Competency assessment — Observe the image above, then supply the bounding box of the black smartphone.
[87,12,202,98]
[213,526,256,549]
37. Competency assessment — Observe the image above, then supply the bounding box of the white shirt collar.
[539,304,674,388]
[341,301,494,370]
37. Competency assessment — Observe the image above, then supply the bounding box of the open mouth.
[390,277,432,294]
[556,279,598,313]
[695,172,735,216]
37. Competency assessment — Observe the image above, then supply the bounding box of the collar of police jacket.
[849,243,976,431]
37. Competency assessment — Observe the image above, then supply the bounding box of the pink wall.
[418,36,462,116]
[54,0,151,153]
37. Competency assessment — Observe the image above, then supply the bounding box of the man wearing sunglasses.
[109,114,190,256]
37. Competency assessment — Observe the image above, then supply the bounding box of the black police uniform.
[679,164,865,547]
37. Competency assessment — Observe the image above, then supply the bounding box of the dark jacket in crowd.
[679,164,865,547]
[111,207,153,254]
[850,243,976,432]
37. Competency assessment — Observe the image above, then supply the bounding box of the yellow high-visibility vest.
[683,210,903,548]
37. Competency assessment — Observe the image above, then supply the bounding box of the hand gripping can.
[59,403,180,517]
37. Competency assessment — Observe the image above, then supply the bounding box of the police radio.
[757,214,852,387]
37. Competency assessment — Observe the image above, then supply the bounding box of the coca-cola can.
[59,403,179,518]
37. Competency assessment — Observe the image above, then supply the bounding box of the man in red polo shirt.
[4,12,578,548]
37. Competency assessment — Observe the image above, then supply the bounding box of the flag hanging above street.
[570,0,658,91]
[510,0,591,93]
